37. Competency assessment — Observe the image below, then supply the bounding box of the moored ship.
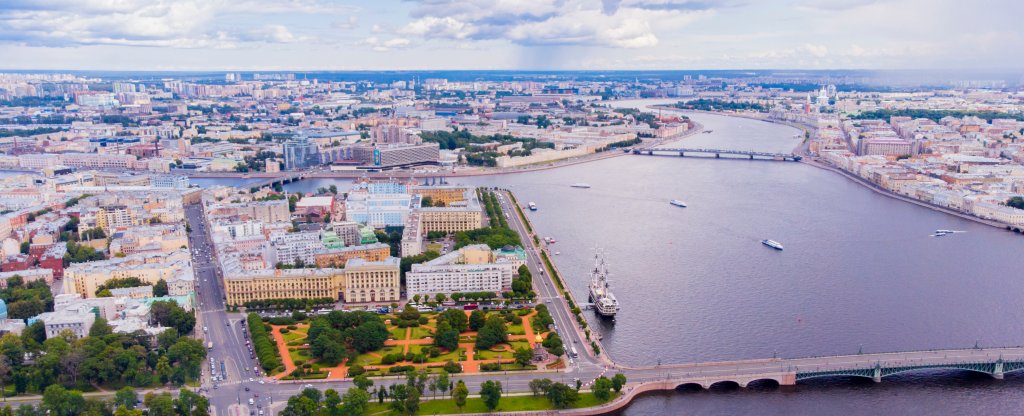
[588,252,620,318]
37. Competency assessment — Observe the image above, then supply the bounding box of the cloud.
[360,36,412,52]
[241,25,306,44]
[398,0,715,48]
[0,0,332,48]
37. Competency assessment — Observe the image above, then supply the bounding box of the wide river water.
[192,103,1024,415]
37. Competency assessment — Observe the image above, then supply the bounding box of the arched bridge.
[247,172,305,189]
[625,347,1024,391]
[632,147,802,161]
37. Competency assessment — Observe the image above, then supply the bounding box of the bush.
[280,328,290,334]
[443,360,462,374]
[480,363,501,372]
[418,316,429,325]
[388,365,415,373]
[348,364,366,377]
[286,325,298,330]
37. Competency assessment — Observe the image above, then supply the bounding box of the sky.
[0,0,1021,71]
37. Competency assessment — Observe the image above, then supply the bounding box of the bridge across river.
[247,171,305,189]
[633,147,802,161]
[623,346,1024,391]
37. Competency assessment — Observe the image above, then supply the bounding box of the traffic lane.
[497,193,592,364]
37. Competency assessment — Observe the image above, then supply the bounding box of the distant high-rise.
[282,135,320,171]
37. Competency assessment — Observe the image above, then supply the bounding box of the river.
[205,105,1024,415]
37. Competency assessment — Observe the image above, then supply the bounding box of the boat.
[588,252,620,318]
[570,183,592,189]
[528,202,537,211]
[761,239,784,250]
[935,229,953,234]
[670,199,687,208]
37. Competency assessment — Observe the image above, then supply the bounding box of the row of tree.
[248,313,283,373]
[0,385,208,416]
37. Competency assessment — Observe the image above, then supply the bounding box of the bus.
[570,346,578,358]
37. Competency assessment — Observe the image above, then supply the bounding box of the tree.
[611,373,627,393]
[468,310,486,331]
[114,387,137,410]
[88,317,112,337]
[388,384,419,416]
[436,371,450,398]
[513,346,532,367]
[353,374,373,391]
[174,389,210,416]
[475,315,508,350]
[435,293,447,304]
[340,387,370,416]
[433,321,459,352]
[452,380,469,410]
[592,376,613,401]
[546,382,579,409]
[0,357,9,402]
[480,380,502,411]
[437,308,468,332]
[42,385,86,416]
[153,279,169,297]
[1008,196,1024,210]
[528,378,552,396]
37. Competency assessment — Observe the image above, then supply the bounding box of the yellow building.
[419,209,482,233]
[222,257,401,305]
[343,258,401,303]
[314,243,390,268]
[63,250,194,298]
[223,268,345,305]
[413,186,467,206]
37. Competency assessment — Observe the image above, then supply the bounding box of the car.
[250,377,254,382]
[304,384,313,388]
[245,387,250,391]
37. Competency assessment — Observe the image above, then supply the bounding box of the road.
[185,203,272,416]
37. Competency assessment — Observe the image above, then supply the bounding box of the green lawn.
[410,326,434,339]
[288,348,310,363]
[506,322,526,336]
[282,330,307,343]
[365,392,618,415]
[350,352,380,367]
[474,346,512,361]
[389,327,407,340]
[412,345,462,362]
[427,243,442,252]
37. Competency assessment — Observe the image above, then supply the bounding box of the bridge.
[246,172,305,189]
[624,346,1024,391]
[633,147,802,161]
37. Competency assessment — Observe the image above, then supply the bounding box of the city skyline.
[1,0,1022,71]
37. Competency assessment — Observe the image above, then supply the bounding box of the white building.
[406,244,517,298]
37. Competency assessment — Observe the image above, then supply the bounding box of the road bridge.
[633,147,802,161]
[246,171,305,189]
[628,347,1024,390]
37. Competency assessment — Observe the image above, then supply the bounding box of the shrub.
[280,328,290,334]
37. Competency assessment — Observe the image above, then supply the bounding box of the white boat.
[935,229,953,234]
[762,239,784,250]
[670,199,687,208]
[588,252,620,318]
[528,202,537,211]
[570,183,592,189]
